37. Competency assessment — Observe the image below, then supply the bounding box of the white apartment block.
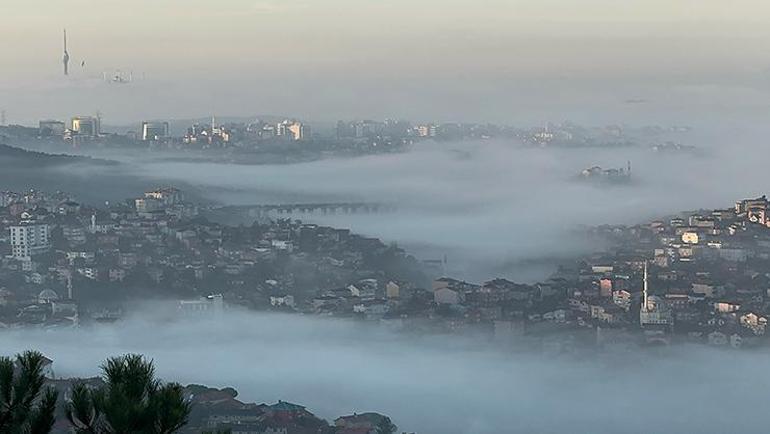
[9,222,51,259]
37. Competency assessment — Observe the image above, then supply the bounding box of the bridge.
[217,202,397,218]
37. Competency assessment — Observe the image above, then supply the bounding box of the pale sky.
[2,0,770,125]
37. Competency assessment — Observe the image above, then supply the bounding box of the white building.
[141,121,170,141]
[135,197,162,213]
[276,120,307,140]
[271,240,294,252]
[178,294,224,315]
[71,116,100,137]
[270,294,295,308]
[144,187,182,206]
[416,124,437,137]
[9,222,51,259]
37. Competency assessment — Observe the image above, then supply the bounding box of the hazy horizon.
[3,1,770,125]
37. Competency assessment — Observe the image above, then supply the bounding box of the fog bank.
[129,125,770,281]
[0,309,766,434]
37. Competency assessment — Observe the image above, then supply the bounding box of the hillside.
[0,144,174,204]
[0,143,116,168]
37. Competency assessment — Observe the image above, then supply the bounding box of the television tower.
[63,29,70,76]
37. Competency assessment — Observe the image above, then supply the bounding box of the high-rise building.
[417,124,437,137]
[71,116,100,137]
[277,120,307,141]
[141,121,170,141]
[9,222,51,259]
[288,122,306,140]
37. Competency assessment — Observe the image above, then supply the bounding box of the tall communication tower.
[63,29,70,76]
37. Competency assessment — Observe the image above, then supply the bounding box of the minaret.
[90,213,97,233]
[67,274,73,300]
[642,261,648,311]
[63,29,70,76]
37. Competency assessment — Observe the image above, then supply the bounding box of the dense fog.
[0,308,765,434]
[5,2,770,433]
[5,120,769,282]
[113,123,769,282]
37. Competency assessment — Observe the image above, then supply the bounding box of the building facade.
[9,222,51,259]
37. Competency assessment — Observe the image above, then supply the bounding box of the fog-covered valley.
[0,307,766,434]
[107,123,768,282]
[4,121,769,282]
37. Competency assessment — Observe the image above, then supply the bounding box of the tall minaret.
[63,29,70,76]
[67,274,73,300]
[642,261,649,310]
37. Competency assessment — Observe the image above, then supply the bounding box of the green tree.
[66,354,191,434]
[0,350,59,434]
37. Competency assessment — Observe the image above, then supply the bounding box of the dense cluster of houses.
[298,194,770,351]
[6,186,770,352]
[0,187,425,328]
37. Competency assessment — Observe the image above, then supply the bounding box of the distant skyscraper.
[63,29,70,76]
[142,121,170,141]
[71,116,100,137]
[277,120,307,141]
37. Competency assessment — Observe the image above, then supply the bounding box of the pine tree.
[66,354,191,434]
[0,350,59,434]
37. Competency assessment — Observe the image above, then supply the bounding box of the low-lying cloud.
[0,307,766,434]
[125,124,770,282]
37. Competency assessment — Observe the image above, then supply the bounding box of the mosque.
[639,262,673,331]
